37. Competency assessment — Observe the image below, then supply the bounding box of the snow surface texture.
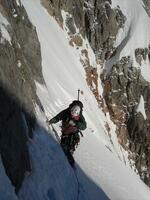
[0,0,149,199]
[111,0,150,60]
[18,124,79,200]
[106,0,150,81]
[0,157,18,200]
[0,13,11,44]
[137,95,147,119]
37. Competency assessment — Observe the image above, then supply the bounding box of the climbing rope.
[50,124,61,143]
[72,166,86,200]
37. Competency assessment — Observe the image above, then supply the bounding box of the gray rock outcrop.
[0,0,44,193]
[102,58,150,185]
[42,0,126,62]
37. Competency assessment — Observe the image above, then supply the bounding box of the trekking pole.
[77,89,80,101]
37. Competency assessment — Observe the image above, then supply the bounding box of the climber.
[47,100,87,165]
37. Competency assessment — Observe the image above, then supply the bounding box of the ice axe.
[77,89,80,100]
[77,89,83,137]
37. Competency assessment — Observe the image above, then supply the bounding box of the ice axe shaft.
[79,130,83,137]
[77,89,80,100]
[77,89,84,137]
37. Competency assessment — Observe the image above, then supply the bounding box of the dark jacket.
[50,107,87,135]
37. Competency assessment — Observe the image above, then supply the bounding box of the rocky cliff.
[0,0,44,193]
[42,0,150,186]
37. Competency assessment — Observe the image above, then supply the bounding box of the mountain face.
[0,0,44,192]
[0,0,150,197]
[43,0,125,61]
[42,0,150,186]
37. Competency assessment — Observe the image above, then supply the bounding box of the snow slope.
[109,0,150,83]
[16,0,150,199]
[111,0,150,60]
[137,95,147,119]
[18,124,79,200]
[0,12,11,44]
[0,157,18,200]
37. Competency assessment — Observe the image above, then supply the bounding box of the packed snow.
[0,13,11,44]
[106,0,150,82]
[18,123,79,200]
[140,57,150,82]
[17,60,22,68]
[137,95,147,119]
[0,156,18,200]
[16,0,21,7]
[61,10,97,69]
[111,0,150,61]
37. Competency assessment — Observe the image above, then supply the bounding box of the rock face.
[143,0,150,17]
[42,0,150,186]
[0,0,44,192]
[44,0,125,62]
[102,57,150,185]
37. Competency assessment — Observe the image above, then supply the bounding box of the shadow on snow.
[0,83,109,200]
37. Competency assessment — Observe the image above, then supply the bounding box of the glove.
[69,120,76,126]
[46,118,57,125]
